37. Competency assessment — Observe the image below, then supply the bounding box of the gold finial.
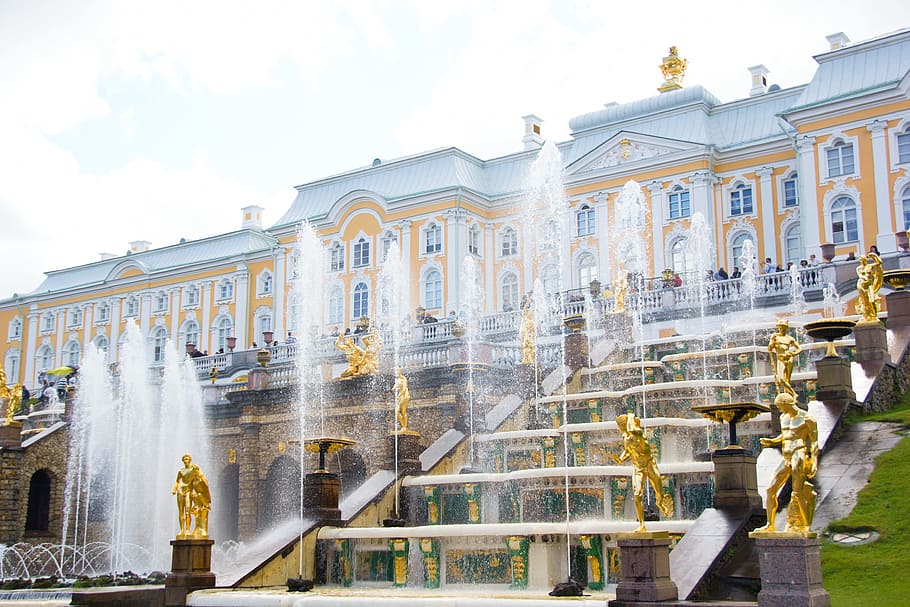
[658,46,687,92]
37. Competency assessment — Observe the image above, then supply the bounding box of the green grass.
[821,397,910,606]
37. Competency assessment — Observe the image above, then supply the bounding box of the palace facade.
[2,28,910,389]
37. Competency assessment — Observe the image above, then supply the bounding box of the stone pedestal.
[564,332,589,373]
[302,471,342,524]
[0,423,22,448]
[752,536,830,607]
[885,290,910,329]
[389,431,421,476]
[609,532,678,605]
[711,448,762,511]
[165,539,215,607]
[247,366,270,390]
[514,363,539,400]
[853,320,890,364]
[813,356,855,402]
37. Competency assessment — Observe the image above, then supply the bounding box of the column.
[272,248,285,339]
[796,135,821,259]
[54,311,65,368]
[446,209,469,313]
[139,293,152,338]
[594,191,611,280]
[234,271,249,349]
[691,170,715,230]
[201,282,212,354]
[648,181,665,276]
[756,166,776,264]
[484,224,495,314]
[868,120,895,251]
[23,308,38,387]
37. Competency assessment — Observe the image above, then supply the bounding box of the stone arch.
[214,464,240,542]
[25,469,52,532]
[259,455,300,530]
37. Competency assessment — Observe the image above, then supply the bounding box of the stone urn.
[256,347,271,368]
[820,243,836,263]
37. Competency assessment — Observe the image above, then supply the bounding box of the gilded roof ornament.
[658,46,687,92]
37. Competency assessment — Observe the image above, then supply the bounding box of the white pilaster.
[273,248,286,338]
[522,219,534,289]
[594,191,611,281]
[647,181,665,275]
[445,209,467,313]
[24,308,38,387]
[484,224,495,314]
[868,120,895,251]
[234,270,250,349]
[109,298,121,363]
[399,221,412,316]
[54,311,65,368]
[82,303,93,359]
[201,282,212,354]
[756,166,776,264]
[796,135,821,258]
[170,289,180,342]
[691,170,714,229]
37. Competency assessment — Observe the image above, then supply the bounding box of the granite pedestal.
[711,448,762,510]
[885,290,910,329]
[752,535,830,607]
[302,471,342,524]
[813,356,855,402]
[165,539,215,607]
[389,431,421,476]
[853,320,890,363]
[609,532,678,605]
[0,422,22,448]
[564,332,589,373]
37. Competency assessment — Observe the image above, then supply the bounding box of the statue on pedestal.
[172,454,211,539]
[754,393,819,536]
[360,326,381,374]
[855,252,883,322]
[519,302,535,364]
[768,320,802,397]
[613,413,673,532]
[394,367,411,432]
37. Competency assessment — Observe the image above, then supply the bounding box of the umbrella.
[45,366,74,376]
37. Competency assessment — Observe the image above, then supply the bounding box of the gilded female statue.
[855,253,883,322]
[172,453,211,539]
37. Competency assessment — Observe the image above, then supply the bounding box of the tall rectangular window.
[783,174,798,207]
[826,142,855,177]
[353,239,370,268]
[425,225,442,254]
[730,185,753,216]
[668,188,690,219]
[898,130,910,164]
[576,206,595,236]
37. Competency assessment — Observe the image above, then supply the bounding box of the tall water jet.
[789,263,807,317]
[458,255,484,469]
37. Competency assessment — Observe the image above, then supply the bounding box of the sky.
[1,0,908,297]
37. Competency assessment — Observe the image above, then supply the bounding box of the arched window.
[576,204,595,236]
[670,238,690,275]
[830,197,858,244]
[424,223,442,254]
[577,252,598,287]
[257,314,272,338]
[501,273,519,311]
[217,279,234,301]
[500,227,518,257]
[353,238,370,268]
[151,326,168,363]
[731,233,753,268]
[257,271,273,295]
[328,288,344,325]
[4,351,19,381]
[63,340,81,367]
[782,172,799,207]
[826,139,855,177]
[468,225,480,255]
[93,335,109,360]
[540,264,559,294]
[182,321,200,348]
[352,282,369,319]
[289,249,302,279]
[25,470,51,532]
[898,126,910,164]
[35,345,53,375]
[329,243,345,272]
[154,291,169,313]
[729,183,753,216]
[784,223,802,264]
[424,270,443,310]
[216,317,233,352]
[901,186,910,230]
[668,186,691,219]
[9,317,22,339]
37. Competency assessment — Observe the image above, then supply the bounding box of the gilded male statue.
[519,302,535,364]
[754,393,819,536]
[855,252,883,322]
[336,334,366,378]
[768,319,801,397]
[393,367,411,432]
[613,413,673,532]
[172,453,211,539]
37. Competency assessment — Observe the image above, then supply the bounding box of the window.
[668,186,690,219]
[258,272,273,295]
[93,335,109,360]
[670,238,690,275]
[381,232,398,261]
[36,345,53,373]
[731,233,753,267]
[425,223,442,254]
[151,327,168,363]
[154,291,168,313]
[577,252,598,287]
[424,270,443,310]
[826,140,855,177]
[328,288,344,325]
[902,186,910,230]
[500,227,518,257]
[540,264,559,294]
[66,308,82,328]
[217,279,234,301]
[96,303,110,323]
[730,184,753,216]
[184,286,199,307]
[782,173,799,207]
[576,205,595,236]
[183,321,200,348]
[4,352,19,381]
[329,244,345,272]
[124,296,138,318]
[289,250,301,279]
[898,127,910,164]
[784,223,802,264]
[63,340,81,367]
[501,273,519,311]
[41,313,55,332]
[352,282,369,319]
[468,225,480,255]
[9,318,22,339]
[353,238,370,268]
[830,196,859,244]
[216,317,233,352]
[258,314,272,337]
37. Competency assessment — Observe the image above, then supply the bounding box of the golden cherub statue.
[172,453,211,539]
[768,319,802,397]
[519,301,535,364]
[855,252,883,322]
[394,367,411,432]
[658,46,687,92]
[613,413,673,532]
[753,393,819,536]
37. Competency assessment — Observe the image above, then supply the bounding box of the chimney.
[826,32,850,51]
[748,65,769,96]
[522,115,544,151]
[242,205,264,230]
[129,240,151,253]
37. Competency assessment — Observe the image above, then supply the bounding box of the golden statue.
[768,320,801,397]
[0,366,9,402]
[753,393,819,536]
[6,384,21,425]
[393,367,411,432]
[855,252,883,322]
[613,413,674,532]
[519,303,535,364]
[612,269,628,314]
[361,326,381,374]
[171,453,211,539]
[336,334,366,378]
[658,46,687,92]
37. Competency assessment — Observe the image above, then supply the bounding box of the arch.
[729,232,754,269]
[153,291,169,313]
[576,251,598,288]
[123,296,139,318]
[180,319,200,348]
[422,221,443,255]
[539,263,560,295]
[901,185,910,231]
[95,302,111,323]
[828,195,860,244]
[35,344,53,378]
[352,236,371,269]
[92,334,109,361]
[893,121,910,165]
[327,286,344,326]
[150,326,168,363]
[213,316,233,352]
[726,179,755,217]
[352,282,369,319]
[40,312,55,333]
[667,236,691,276]
[25,469,52,532]
[4,350,20,382]
[467,223,481,255]
[423,269,443,311]
[62,339,81,367]
[252,306,272,343]
[783,222,803,264]
[214,464,239,542]
[104,259,149,282]
[216,278,235,302]
[328,241,345,272]
[323,191,387,230]
[183,285,200,308]
[500,271,520,312]
[823,135,857,178]
[259,455,301,530]
[892,175,910,232]
[381,229,399,262]
[779,169,799,209]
